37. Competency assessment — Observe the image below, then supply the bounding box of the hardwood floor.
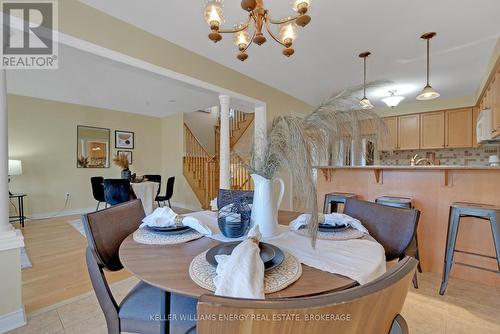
[17,214,130,313]
[18,206,193,314]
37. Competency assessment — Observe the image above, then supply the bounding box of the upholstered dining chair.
[82,200,197,334]
[344,198,421,287]
[157,176,175,208]
[90,176,106,211]
[103,179,136,206]
[196,257,417,334]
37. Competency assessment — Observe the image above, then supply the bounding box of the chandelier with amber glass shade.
[204,0,311,61]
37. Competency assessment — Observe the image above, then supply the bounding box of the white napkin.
[290,213,368,234]
[140,207,213,235]
[213,225,265,299]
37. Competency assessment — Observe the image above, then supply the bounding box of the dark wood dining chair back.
[83,199,145,271]
[90,176,105,210]
[143,174,162,197]
[82,200,171,334]
[157,176,175,207]
[103,179,134,206]
[344,198,420,261]
[197,257,417,334]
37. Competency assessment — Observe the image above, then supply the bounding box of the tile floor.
[8,272,500,334]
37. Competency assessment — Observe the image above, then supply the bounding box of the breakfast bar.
[316,165,500,288]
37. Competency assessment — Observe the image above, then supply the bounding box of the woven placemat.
[133,228,203,245]
[189,250,302,294]
[294,227,365,240]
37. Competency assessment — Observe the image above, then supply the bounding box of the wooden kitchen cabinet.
[420,111,445,149]
[379,117,398,151]
[493,71,500,138]
[398,114,420,150]
[472,107,480,148]
[445,108,473,148]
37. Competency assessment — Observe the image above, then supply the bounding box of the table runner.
[185,211,386,285]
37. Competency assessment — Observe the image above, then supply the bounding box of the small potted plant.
[113,153,131,180]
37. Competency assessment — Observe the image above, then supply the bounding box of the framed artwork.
[115,130,134,149]
[117,150,133,165]
[76,125,110,168]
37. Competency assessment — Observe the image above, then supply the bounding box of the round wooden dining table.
[119,211,357,299]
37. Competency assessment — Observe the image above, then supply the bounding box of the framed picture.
[115,130,134,149]
[77,125,110,168]
[117,150,133,165]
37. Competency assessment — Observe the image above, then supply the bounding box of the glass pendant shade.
[416,85,440,100]
[417,32,440,101]
[233,27,250,49]
[292,0,311,11]
[280,22,297,45]
[382,92,405,107]
[204,0,224,27]
[360,97,374,110]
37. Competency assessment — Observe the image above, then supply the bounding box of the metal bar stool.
[376,196,421,289]
[323,192,357,214]
[439,202,500,295]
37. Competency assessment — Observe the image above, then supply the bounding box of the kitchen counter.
[316,166,500,288]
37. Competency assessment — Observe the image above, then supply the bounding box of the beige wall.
[183,110,218,155]
[8,95,163,216]
[161,113,202,211]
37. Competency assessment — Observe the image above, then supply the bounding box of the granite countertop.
[314,165,500,170]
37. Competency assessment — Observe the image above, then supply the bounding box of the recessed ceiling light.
[168,99,176,103]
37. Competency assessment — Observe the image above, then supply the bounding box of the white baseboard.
[26,207,95,221]
[25,202,203,222]
[0,307,26,333]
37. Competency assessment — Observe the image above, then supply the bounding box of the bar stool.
[376,196,421,288]
[439,202,500,295]
[323,192,357,214]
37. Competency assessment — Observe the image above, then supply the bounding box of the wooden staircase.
[215,110,255,156]
[183,110,254,209]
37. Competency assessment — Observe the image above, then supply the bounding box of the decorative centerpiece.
[218,195,253,238]
[244,82,390,244]
[113,153,131,180]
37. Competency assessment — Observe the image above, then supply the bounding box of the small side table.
[9,193,27,228]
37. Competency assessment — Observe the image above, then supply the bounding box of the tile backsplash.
[379,146,500,166]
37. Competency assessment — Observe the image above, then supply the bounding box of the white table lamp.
[8,160,22,195]
[8,160,23,176]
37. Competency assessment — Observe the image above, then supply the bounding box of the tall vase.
[250,174,285,238]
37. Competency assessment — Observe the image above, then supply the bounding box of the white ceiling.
[81,0,500,107]
[7,44,221,117]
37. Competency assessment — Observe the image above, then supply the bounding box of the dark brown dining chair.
[90,176,106,211]
[157,176,175,208]
[344,198,420,287]
[82,200,196,334]
[197,257,417,334]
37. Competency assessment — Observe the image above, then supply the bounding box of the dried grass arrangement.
[245,82,390,245]
[77,155,89,168]
[113,153,130,170]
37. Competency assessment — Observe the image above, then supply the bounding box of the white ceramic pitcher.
[250,174,285,238]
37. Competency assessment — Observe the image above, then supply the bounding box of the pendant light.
[417,32,440,100]
[382,90,405,108]
[359,52,374,109]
